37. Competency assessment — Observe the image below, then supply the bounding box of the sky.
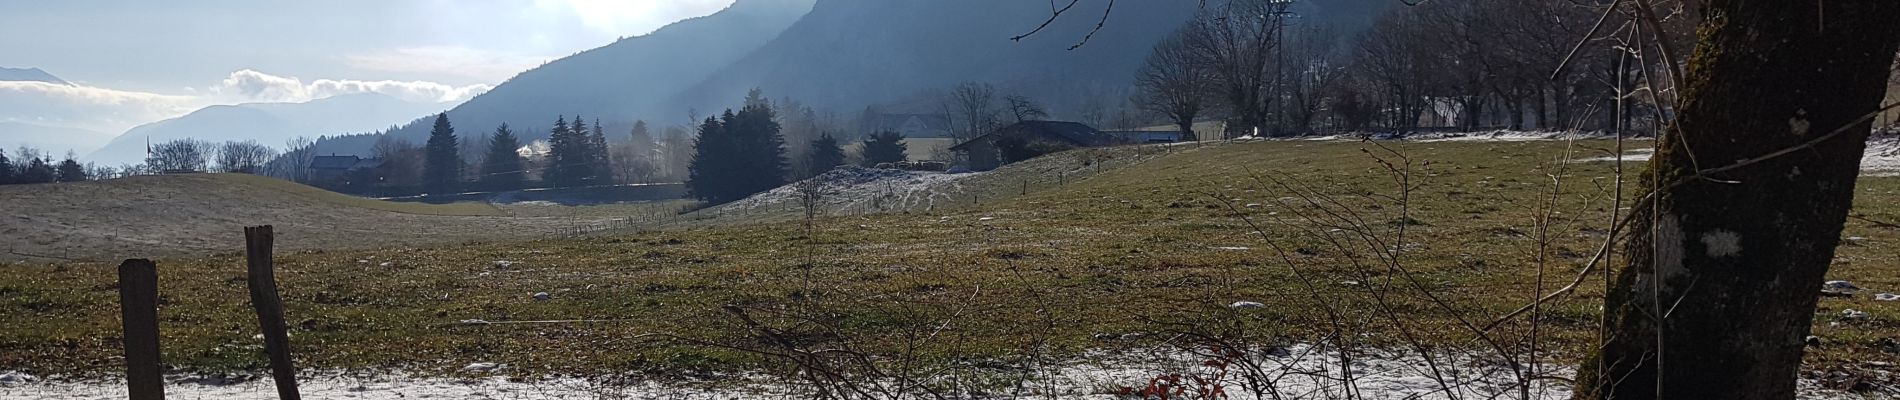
[0,0,735,150]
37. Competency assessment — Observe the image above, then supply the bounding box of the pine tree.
[20,158,55,184]
[481,123,525,191]
[686,114,732,202]
[805,133,846,177]
[545,116,582,187]
[860,131,909,166]
[0,149,13,185]
[569,116,599,185]
[589,119,613,184]
[55,159,87,182]
[687,90,789,203]
[422,113,461,194]
[629,120,655,151]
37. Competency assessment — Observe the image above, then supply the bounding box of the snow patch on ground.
[5,346,1880,399]
[1,345,1570,400]
[1408,130,1613,142]
[1574,138,1900,176]
[1862,139,1900,176]
[722,167,977,214]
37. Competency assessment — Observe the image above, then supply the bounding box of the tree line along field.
[1,139,1895,386]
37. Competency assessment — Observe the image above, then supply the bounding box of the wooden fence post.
[118,259,164,400]
[245,225,301,400]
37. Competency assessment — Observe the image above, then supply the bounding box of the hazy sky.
[0,0,734,143]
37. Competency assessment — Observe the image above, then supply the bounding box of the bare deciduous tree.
[1180,0,1290,138]
[216,140,277,174]
[1004,94,1049,123]
[145,139,214,173]
[944,82,1001,141]
[1135,29,1211,141]
[268,136,319,182]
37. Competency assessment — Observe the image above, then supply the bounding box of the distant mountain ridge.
[328,0,818,154]
[0,67,71,85]
[87,93,449,165]
[0,121,111,155]
[312,0,1393,157]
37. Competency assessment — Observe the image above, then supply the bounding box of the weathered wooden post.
[118,259,164,400]
[244,225,301,400]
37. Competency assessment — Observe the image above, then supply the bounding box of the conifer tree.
[805,133,845,177]
[629,120,655,152]
[569,116,598,185]
[545,116,583,187]
[686,114,731,202]
[55,159,87,182]
[687,90,789,203]
[0,149,14,185]
[860,131,909,166]
[590,119,612,183]
[481,123,525,190]
[422,113,461,194]
[20,158,55,184]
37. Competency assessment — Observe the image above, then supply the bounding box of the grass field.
[3,139,1896,387]
[0,173,672,263]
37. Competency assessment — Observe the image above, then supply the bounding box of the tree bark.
[1573,1,1900,399]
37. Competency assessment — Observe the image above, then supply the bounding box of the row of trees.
[689,89,917,204]
[1134,0,1690,138]
[143,139,279,174]
[0,138,282,186]
[0,148,87,185]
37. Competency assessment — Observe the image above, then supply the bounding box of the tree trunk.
[1535,85,1550,130]
[1573,1,1900,399]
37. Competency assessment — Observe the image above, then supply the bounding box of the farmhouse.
[310,155,384,183]
[950,120,1118,171]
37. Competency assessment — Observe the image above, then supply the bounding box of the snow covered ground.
[6,343,1875,399]
[0,345,1574,400]
[1572,138,1900,176]
[720,166,978,215]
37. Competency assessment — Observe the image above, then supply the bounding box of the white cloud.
[344,46,547,83]
[211,69,492,104]
[0,81,202,134]
[1,69,488,152]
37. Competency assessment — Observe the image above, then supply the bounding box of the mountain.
[312,0,1392,157]
[668,0,1200,121]
[0,67,70,86]
[332,0,817,154]
[0,121,112,156]
[674,0,1396,121]
[87,93,449,165]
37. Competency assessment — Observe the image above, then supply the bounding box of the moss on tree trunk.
[1573,1,1900,399]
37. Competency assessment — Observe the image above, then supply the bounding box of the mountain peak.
[0,67,73,86]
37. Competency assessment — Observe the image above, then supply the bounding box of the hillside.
[8,139,1896,397]
[326,0,817,154]
[307,0,1395,156]
[0,173,609,262]
[669,0,1199,120]
[86,93,449,165]
[0,67,68,85]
